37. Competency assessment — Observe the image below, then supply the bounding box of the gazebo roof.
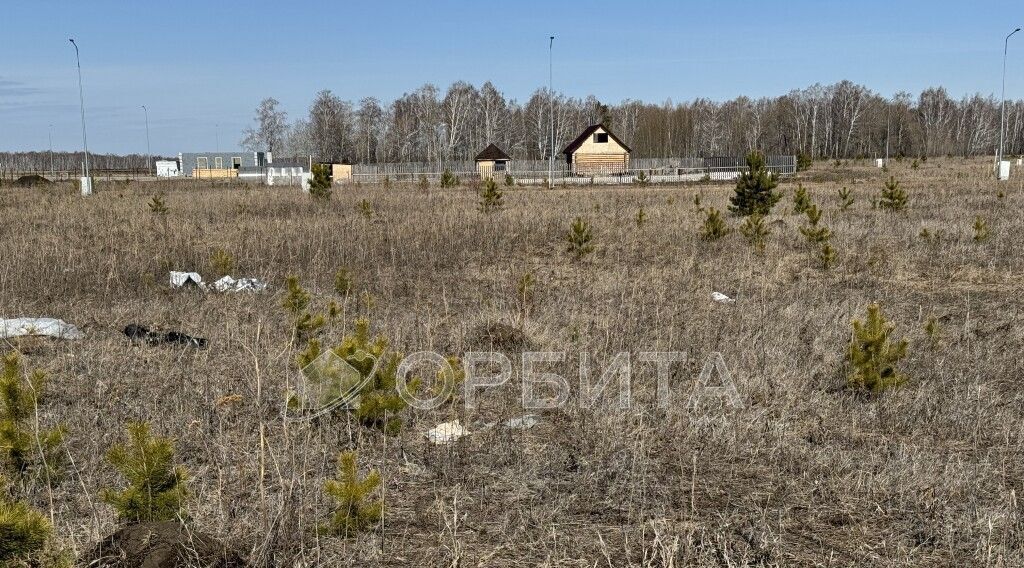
[474,143,512,162]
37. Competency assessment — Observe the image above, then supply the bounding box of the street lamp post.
[998,27,1021,179]
[142,105,152,177]
[548,36,555,189]
[69,38,91,195]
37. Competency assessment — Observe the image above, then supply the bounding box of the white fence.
[349,156,795,184]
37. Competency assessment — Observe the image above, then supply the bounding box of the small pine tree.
[566,217,595,259]
[296,318,419,433]
[838,187,854,211]
[634,207,647,228]
[479,177,503,213]
[799,203,833,244]
[504,173,514,186]
[739,213,769,252]
[309,164,332,200]
[0,353,65,478]
[924,316,941,350]
[282,276,325,345]
[209,248,235,277]
[693,193,704,214]
[634,171,649,186]
[417,174,429,192]
[729,151,781,216]
[879,176,907,211]
[101,422,188,524]
[796,153,813,172]
[322,450,382,537]
[792,184,811,214]
[148,193,169,216]
[819,241,836,270]
[334,268,353,296]
[973,216,989,242]
[356,199,373,219]
[0,495,52,563]
[440,169,459,188]
[382,175,391,189]
[847,303,908,393]
[701,207,730,241]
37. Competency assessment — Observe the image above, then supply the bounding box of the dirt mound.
[13,174,53,187]
[80,521,247,568]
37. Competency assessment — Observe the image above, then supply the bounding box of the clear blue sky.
[1,0,1021,155]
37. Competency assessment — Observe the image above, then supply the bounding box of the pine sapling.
[417,174,429,192]
[479,177,503,213]
[356,199,374,219]
[792,184,811,214]
[282,276,325,345]
[322,450,382,537]
[633,171,649,186]
[838,186,854,211]
[634,207,647,228]
[309,164,332,200]
[566,217,595,259]
[973,216,989,242]
[799,203,833,244]
[148,193,169,216]
[440,169,459,188]
[701,207,730,241]
[0,494,52,564]
[334,268,354,296]
[924,316,942,350]
[101,422,188,523]
[739,213,769,252]
[879,176,907,211]
[819,242,836,270]
[847,303,908,393]
[728,151,781,216]
[504,173,514,186]
[0,353,65,478]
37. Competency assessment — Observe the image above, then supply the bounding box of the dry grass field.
[1,157,1022,566]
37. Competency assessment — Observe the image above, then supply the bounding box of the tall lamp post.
[142,105,152,177]
[69,38,91,195]
[998,27,1021,179]
[548,35,555,188]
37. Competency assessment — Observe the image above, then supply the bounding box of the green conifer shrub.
[819,242,836,270]
[101,422,188,524]
[633,171,649,186]
[879,177,907,211]
[796,153,812,172]
[739,213,769,252]
[479,177,503,213]
[973,216,989,242]
[505,173,514,186]
[322,450,382,537]
[0,353,65,478]
[309,164,332,200]
[282,276,325,345]
[334,268,354,296]
[440,169,459,188]
[356,199,374,219]
[838,187,854,211]
[148,194,169,216]
[566,217,595,259]
[295,319,420,434]
[792,184,811,214]
[729,151,781,216]
[417,174,429,192]
[634,207,647,228]
[847,303,908,393]
[701,207,730,241]
[0,495,52,564]
[799,204,833,244]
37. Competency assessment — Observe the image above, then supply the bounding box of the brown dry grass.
[1,157,1023,566]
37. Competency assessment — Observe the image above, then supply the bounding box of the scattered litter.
[169,271,204,288]
[505,414,541,430]
[169,271,267,293]
[124,324,208,349]
[0,318,84,340]
[212,275,268,293]
[426,420,468,444]
[711,292,736,304]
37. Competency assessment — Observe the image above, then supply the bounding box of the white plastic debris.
[426,420,468,444]
[505,415,541,430]
[212,275,268,293]
[0,318,84,340]
[170,271,204,289]
[711,291,736,304]
[169,272,267,293]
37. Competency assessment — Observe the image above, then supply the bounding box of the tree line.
[4,80,1023,173]
[245,80,1024,165]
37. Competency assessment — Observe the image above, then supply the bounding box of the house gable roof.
[561,124,633,155]
[475,143,512,162]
